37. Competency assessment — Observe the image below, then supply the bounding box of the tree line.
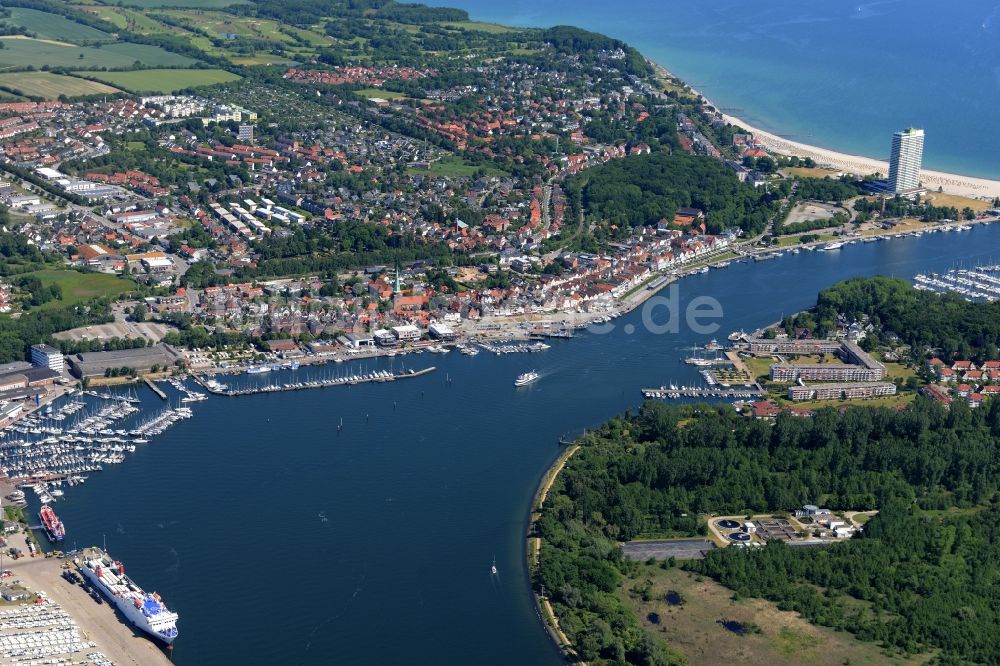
[538,357,1000,662]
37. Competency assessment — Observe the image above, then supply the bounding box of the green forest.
[539,396,1000,664]
[792,276,1000,360]
[571,153,779,237]
[538,278,1000,664]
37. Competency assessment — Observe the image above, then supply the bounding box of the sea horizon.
[444,0,1000,181]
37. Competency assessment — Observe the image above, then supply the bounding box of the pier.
[194,366,436,397]
[143,377,166,400]
[641,385,765,400]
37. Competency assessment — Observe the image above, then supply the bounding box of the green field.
[80,6,127,30]
[0,37,197,69]
[1,8,111,43]
[623,565,922,666]
[29,269,135,308]
[354,88,407,100]
[83,6,170,33]
[0,72,120,99]
[408,154,507,178]
[81,68,241,93]
[440,20,518,34]
[162,10,297,44]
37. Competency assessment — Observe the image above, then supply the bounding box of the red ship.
[39,505,66,542]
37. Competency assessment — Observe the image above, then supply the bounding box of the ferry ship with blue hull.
[79,548,179,646]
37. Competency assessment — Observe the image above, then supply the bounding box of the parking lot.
[622,539,716,561]
[0,600,112,665]
[52,322,172,343]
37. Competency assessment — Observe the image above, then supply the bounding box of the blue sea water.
[38,225,1000,664]
[445,0,1000,179]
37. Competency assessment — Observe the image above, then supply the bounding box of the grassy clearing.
[408,154,506,178]
[883,362,916,382]
[744,356,775,380]
[784,166,844,179]
[776,234,834,246]
[0,37,196,68]
[622,565,924,666]
[353,88,407,100]
[0,72,119,99]
[788,393,916,410]
[2,8,111,42]
[81,68,240,93]
[924,192,991,212]
[28,269,135,308]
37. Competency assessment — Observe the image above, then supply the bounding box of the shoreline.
[648,62,1000,200]
[526,443,583,664]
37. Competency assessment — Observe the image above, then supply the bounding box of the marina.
[0,391,193,492]
[641,385,765,400]
[913,266,1000,302]
[193,366,436,397]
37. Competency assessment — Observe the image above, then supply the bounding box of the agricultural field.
[440,20,518,34]
[81,6,170,34]
[78,5,127,30]
[0,72,120,99]
[81,68,241,93]
[0,37,197,69]
[1,8,111,43]
[27,269,136,309]
[161,10,295,44]
[284,25,335,47]
[93,0,246,7]
[228,55,295,66]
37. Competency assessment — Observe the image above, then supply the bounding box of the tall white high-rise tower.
[887,128,924,193]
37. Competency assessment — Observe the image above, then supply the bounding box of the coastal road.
[7,554,171,666]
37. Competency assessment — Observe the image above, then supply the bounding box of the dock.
[194,366,436,397]
[143,377,166,400]
[642,385,765,400]
[684,356,732,366]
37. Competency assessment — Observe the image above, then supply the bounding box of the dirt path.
[1,35,78,47]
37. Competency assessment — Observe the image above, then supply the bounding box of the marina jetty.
[193,366,436,397]
[641,385,765,400]
[143,377,167,400]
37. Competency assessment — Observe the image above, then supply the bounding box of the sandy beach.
[649,61,1000,200]
[719,112,1000,200]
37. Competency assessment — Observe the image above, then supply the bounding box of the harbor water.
[30,225,1000,663]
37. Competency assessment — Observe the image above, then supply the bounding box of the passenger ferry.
[514,371,540,387]
[79,548,179,646]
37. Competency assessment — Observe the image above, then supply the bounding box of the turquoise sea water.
[446,0,1000,180]
[38,225,1000,664]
